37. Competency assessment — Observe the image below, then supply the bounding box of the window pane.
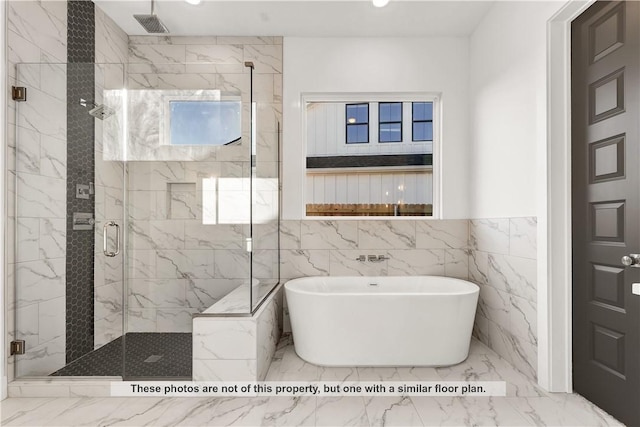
[347,104,368,124]
[346,105,357,123]
[413,122,433,141]
[380,102,402,123]
[347,124,368,143]
[357,124,368,142]
[170,101,241,145]
[412,102,433,121]
[390,103,402,122]
[357,104,368,123]
[413,122,423,141]
[424,121,433,141]
[379,103,390,122]
[380,123,401,142]
[347,125,358,143]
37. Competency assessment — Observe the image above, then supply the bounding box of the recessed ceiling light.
[372,0,390,7]
[185,0,201,5]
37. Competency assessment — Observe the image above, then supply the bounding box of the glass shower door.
[11,62,127,378]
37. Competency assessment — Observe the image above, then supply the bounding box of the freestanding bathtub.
[285,276,479,367]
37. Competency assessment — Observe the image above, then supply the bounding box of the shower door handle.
[103,221,120,257]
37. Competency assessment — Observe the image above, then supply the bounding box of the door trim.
[544,0,597,392]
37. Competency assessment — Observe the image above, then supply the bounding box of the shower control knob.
[621,254,640,267]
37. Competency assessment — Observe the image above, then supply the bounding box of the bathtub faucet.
[368,255,389,262]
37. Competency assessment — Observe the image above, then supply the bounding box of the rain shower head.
[134,0,169,34]
[88,104,115,120]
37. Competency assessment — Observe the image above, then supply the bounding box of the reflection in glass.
[170,101,241,146]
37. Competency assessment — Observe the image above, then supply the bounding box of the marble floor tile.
[505,396,599,427]
[107,398,221,427]
[205,397,270,426]
[542,393,625,427]
[468,337,493,355]
[1,397,82,426]
[318,366,359,382]
[436,353,546,397]
[315,396,369,426]
[395,367,442,381]
[364,396,424,427]
[411,396,531,426]
[262,396,317,426]
[0,336,626,427]
[264,359,283,381]
[278,346,319,381]
[357,367,403,382]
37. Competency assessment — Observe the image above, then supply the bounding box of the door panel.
[572,1,640,425]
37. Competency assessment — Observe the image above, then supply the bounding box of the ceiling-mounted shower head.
[134,0,169,34]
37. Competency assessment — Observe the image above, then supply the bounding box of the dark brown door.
[572,1,640,425]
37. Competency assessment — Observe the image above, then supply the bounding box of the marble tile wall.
[7,0,68,378]
[279,219,470,332]
[126,36,282,332]
[280,219,469,281]
[469,217,537,380]
[93,6,128,350]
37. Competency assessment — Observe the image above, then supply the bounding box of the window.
[379,102,402,142]
[412,102,433,142]
[305,96,437,218]
[345,103,369,143]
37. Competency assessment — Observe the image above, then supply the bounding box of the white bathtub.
[285,276,479,367]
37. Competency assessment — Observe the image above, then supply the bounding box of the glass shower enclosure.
[9,61,280,379]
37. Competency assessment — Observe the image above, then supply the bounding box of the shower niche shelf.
[167,182,197,219]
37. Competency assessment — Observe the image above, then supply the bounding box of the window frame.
[300,92,442,220]
[378,102,403,143]
[412,101,434,142]
[345,103,370,144]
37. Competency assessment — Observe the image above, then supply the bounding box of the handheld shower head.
[134,0,169,34]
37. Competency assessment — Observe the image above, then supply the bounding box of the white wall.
[283,37,469,219]
[469,1,563,218]
[469,0,571,391]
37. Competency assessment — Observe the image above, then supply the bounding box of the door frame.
[543,0,597,392]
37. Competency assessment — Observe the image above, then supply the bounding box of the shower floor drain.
[144,355,163,363]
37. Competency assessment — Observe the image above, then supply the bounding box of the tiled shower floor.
[50,333,192,379]
[2,335,623,426]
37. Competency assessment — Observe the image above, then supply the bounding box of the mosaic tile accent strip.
[67,0,95,63]
[65,0,96,363]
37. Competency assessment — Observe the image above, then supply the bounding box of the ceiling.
[94,0,495,37]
